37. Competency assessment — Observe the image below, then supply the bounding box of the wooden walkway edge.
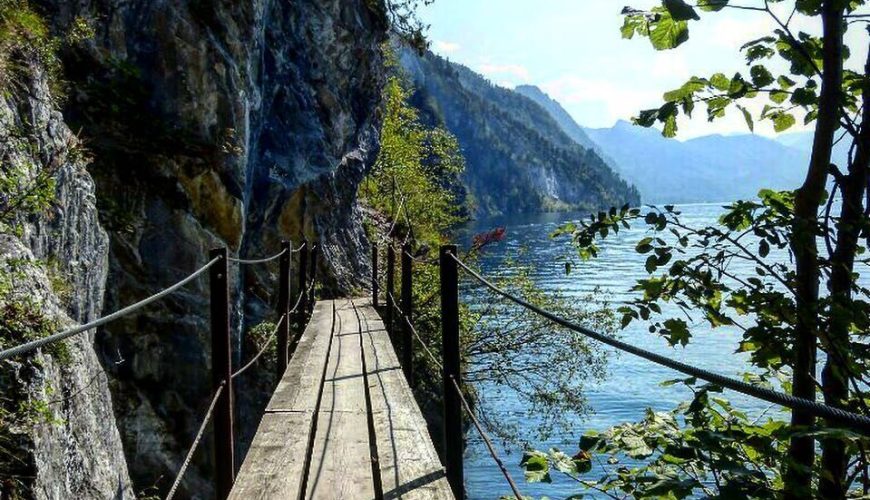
[230,298,454,500]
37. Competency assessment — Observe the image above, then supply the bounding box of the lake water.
[461,203,781,500]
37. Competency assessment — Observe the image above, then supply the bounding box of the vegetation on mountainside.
[521,1,870,498]
[401,49,640,217]
[361,62,616,444]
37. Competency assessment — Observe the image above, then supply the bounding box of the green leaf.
[697,0,728,11]
[749,65,774,87]
[772,112,796,132]
[710,73,730,91]
[663,0,700,21]
[520,452,552,483]
[769,90,789,104]
[648,9,690,50]
[737,104,754,132]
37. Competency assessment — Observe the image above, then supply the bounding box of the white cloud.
[540,75,660,126]
[433,40,461,54]
[477,63,531,82]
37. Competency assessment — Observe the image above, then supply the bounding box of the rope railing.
[0,256,223,362]
[387,288,523,499]
[229,247,288,265]
[0,237,319,500]
[165,381,226,500]
[231,314,286,380]
[446,251,870,436]
[448,375,524,499]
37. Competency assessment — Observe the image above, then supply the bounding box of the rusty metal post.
[277,241,291,378]
[209,247,234,498]
[440,244,463,499]
[308,244,317,312]
[386,244,395,338]
[372,243,379,308]
[292,239,309,354]
[401,243,413,385]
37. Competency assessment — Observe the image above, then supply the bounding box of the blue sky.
[420,1,868,139]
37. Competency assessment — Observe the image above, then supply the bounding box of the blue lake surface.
[460,203,783,500]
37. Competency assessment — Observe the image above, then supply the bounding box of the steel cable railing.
[0,256,223,362]
[165,381,226,500]
[387,293,523,498]
[447,252,870,436]
[231,279,312,380]
[229,248,288,265]
[231,314,287,380]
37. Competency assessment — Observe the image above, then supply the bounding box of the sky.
[420,1,869,140]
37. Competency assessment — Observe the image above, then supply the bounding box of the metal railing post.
[293,239,309,353]
[277,241,291,377]
[440,244,464,499]
[308,244,317,311]
[386,244,395,337]
[401,243,413,384]
[372,243,379,308]
[209,247,234,498]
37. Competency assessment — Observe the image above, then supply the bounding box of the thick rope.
[0,256,223,363]
[231,313,286,380]
[448,253,870,435]
[391,295,520,497]
[229,248,288,265]
[449,375,524,499]
[165,381,226,500]
[292,242,307,253]
[390,297,443,372]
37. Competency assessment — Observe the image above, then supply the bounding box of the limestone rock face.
[36,0,388,496]
[0,62,133,498]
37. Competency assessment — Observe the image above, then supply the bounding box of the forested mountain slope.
[398,49,639,216]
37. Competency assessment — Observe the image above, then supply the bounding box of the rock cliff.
[28,0,389,496]
[0,54,133,498]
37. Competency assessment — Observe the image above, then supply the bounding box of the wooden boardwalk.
[230,298,453,500]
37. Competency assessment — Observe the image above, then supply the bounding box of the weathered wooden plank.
[354,299,454,499]
[304,299,376,499]
[266,300,333,413]
[232,298,452,499]
[227,411,313,499]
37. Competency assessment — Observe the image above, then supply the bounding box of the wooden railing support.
[277,241,291,378]
[440,244,464,500]
[295,239,309,346]
[209,247,235,499]
[386,244,395,337]
[372,243,379,308]
[401,243,413,385]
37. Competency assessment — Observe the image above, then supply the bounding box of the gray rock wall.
[34,0,389,496]
[0,60,133,498]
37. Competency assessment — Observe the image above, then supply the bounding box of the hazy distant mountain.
[776,130,850,169]
[584,122,809,203]
[512,86,810,203]
[397,49,639,216]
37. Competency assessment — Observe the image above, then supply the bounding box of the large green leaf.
[663,0,700,20]
[648,9,690,50]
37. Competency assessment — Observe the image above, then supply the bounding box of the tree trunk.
[818,41,870,500]
[786,1,845,497]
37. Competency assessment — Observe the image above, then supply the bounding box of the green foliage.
[0,259,65,363]
[360,71,466,244]
[620,1,868,137]
[521,379,795,498]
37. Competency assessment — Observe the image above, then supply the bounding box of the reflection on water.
[461,203,785,500]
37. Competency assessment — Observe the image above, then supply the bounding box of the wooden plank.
[267,300,334,412]
[227,411,313,499]
[354,299,454,500]
[304,299,376,500]
[231,300,336,499]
